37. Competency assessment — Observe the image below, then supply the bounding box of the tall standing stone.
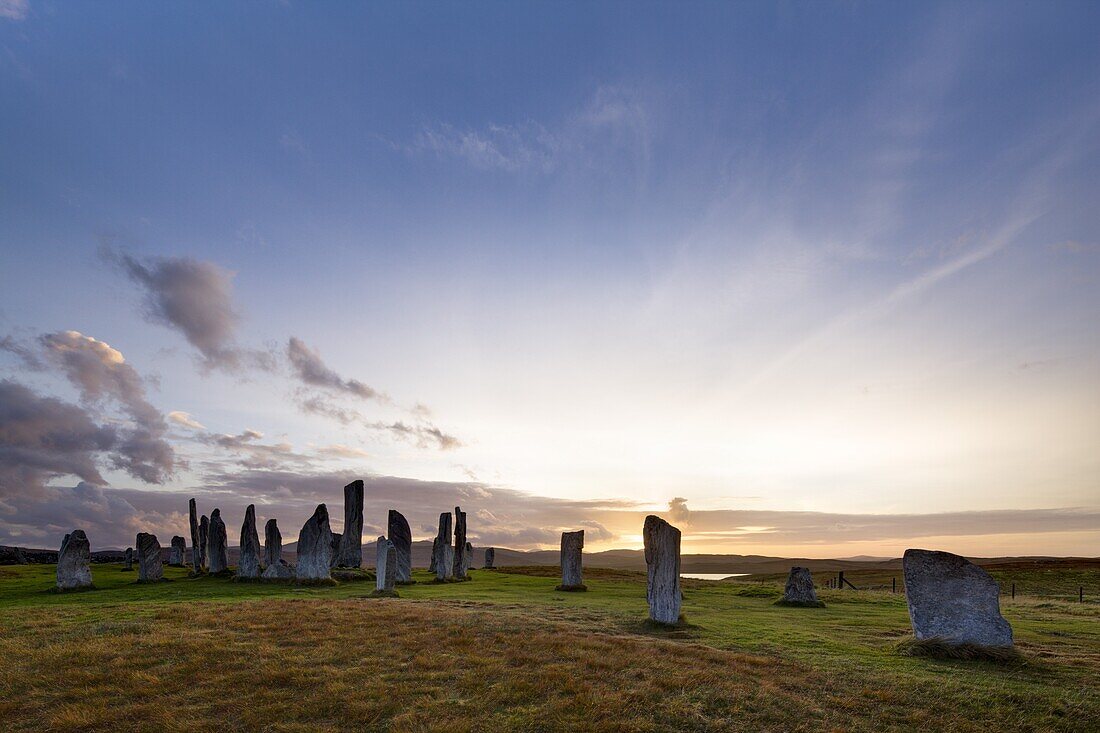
[198,515,209,570]
[169,536,186,566]
[123,546,134,571]
[429,537,439,574]
[436,544,454,582]
[296,504,333,581]
[432,512,452,580]
[558,530,586,590]
[262,518,294,579]
[643,515,682,624]
[779,567,823,607]
[336,480,364,568]
[56,530,92,590]
[136,532,163,582]
[237,504,261,579]
[387,509,413,583]
[452,506,467,580]
[374,536,397,594]
[903,549,1013,647]
[188,498,201,573]
[329,533,343,568]
[484,547,495,569]
[206,509,229,574]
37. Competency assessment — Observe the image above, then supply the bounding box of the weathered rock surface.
[264,518,283,567]
[484,547,495,569]
[123,546,133,571]
[188,498,201,572]
[432,512,452,579]
[198,515,209,570]
[452,506,467,580]
[296,504,334,581]
[558,530,585,590]
[436,544,454,582]
[903,548,1013,647]
[237,504,261,579]
[643,515,682,624]
[388,509,413,583]
[429,537,439,574]
[169,536,186,566]
[136,532,163,582]
[375,536,397,593]
[56,530,92,590]
[206,508,229,574]
[336,480,364,568]
[780,567,822,606]
[329,532,342,568]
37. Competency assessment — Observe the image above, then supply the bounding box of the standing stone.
[903,549,1013,647]
[198,515,209,570]
[206,508,229,574]
[387,509,413,583]
[460,541,472,577]
[296,504,333,581]
[188,498,201,573]
[432,512,452,580]
[429,536,439,574]
[262,518,294,579]
[169,536,186,566]
[237,504,261,579]
[136,532,163,582]
[484,547,495,569]
[336,480,364,568]
[374,536,397,594]
[436,544,454,582]
[452,506,467,580]
[329,533,343,569]
[643,515,682,624]
[123,547,134,571]
[779,567,823,607]
[558,530,586,591]
[56,530,92,590]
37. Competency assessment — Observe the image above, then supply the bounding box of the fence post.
[838,571,844,590]
[892,577,896,594]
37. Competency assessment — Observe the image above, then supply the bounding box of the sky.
[1,1,1098,558]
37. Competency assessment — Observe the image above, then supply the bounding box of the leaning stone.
[336,480,364,568]
[388,509,413,583]
[123,547,134,571]
[168,536,186,566]
[136,532,163,582]
[188,497,201,573]
[777,567,824,607]
[206,508,229,574]
[56,530,92,590]
[373,536,398,595]
[264,518,284,567]
[296,504,334,581]
[452,506,467,580]
[557,530,586,591]
[198,515,209,570]
[643,515,682,624]
[903,549,1013,647]
[484,547,495,569]
[237,504,261,579]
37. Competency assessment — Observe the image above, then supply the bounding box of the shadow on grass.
[896,637,1023,664]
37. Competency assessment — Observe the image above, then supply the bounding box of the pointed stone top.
[211,507,221,519]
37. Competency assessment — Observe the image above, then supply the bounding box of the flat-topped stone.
[169,536,186,566]
[207,508,229,574]
[297,504,333,581]
[643,515,682,624]
[903,548,1013,647]
[779,567,823,607]
[57,530,92,590]
[558,530,586,590]
[484,547,495,569]
[123,546,133,571]
[237,504,261,579]
[388,509,413,583]
[136,532,163,582]
[336,480,364,568]
[374,536,397,594]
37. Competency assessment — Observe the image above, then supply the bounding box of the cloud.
[315,444,370,459]
[369,420,463,451]
[411,122,560,173]
[103,247,273,373]
[286,337,381,400]
[167,411,205,430]
[39,331,176,484]
[197,429,311,470]
[668,497,691,524]
[0,335,44,369]
[0,0,28,21]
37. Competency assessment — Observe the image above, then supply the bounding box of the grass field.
[0,563,1097,731]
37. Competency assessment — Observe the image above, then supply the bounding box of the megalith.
[779,567,823,607]
[123,546,134,571]
[336,480,364,568]
[643,515,682,624]
[56,530,92,590]
[484,547,495,569]
[432,512,452,579]
[296,504,333,581]
[237,504,261,579]
[329,532,343,569]
[388,509,413,583]
[198,514,209,570]
[452,506,467,580]
[903,549,1013,647]
[262,517,294,579]
[558,530,586,591]
[136,532,163,582]
[374,536,397,594]
[429,537,439,574]
[206,508,229,574]
[169,536,186,566]
[436,544,454,582]
[188,498,201,573]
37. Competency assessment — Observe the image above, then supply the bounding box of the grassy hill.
[0,561,1097,731]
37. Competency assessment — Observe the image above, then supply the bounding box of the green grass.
[0,563,1097,731]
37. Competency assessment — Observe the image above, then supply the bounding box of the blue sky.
[1,1,1098,555]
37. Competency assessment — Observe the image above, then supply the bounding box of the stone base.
[332,569,375,583]
[296,577,338,586]
[897,637,1020,663]
[370,589,400,598]
[206,568,234,578]
[395,580,417,586]
[50,584,97,594]
[641,614,693,632]
[555,584,588,592]
[134,578,170,584]
[774,598,826,608]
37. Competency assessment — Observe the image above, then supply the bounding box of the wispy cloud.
[0,0,28,22]
[286,337,383,401]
